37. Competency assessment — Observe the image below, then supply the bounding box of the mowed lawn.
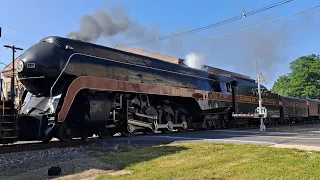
[96,142,320,180]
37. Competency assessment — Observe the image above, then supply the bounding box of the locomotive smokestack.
[185,52,205,70]
[66,2,146,43]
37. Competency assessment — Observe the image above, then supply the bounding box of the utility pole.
[3,45,23,109]
[255,60,268,132]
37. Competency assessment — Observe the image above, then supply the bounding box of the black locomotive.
[1,36,319,143]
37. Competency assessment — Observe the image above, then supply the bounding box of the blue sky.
[0,0,319,89]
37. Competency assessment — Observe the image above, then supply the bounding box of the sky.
[0,0,319,89]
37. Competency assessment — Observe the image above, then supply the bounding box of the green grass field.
[96,142,320,180]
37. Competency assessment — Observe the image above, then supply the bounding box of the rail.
[0,140,87,154]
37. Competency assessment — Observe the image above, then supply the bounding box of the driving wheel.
[58,122,74,142]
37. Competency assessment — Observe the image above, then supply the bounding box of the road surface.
[98,129,320,151]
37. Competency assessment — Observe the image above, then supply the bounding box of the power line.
[157,4,320,52]
[0,26,39,45]
[0,36,36,47]
[0,24,45,37]
[2,36,27,43]
[124,0,295,46]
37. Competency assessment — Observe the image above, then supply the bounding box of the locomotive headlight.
[17,60,24,72]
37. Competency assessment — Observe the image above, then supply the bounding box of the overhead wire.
[124,0,295,46]
[0,24,45,37]
[1,36,27,44]
[158,4,320,52]
[0,23,48,47]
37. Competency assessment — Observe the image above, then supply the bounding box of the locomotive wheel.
[178,115,188,132]
[80,112,90,141]
[175,108,189,132]
[142,123,156,135]
[160,108,174,134]
[140,106,159,135]
[163,120,174,133]
[41,136,53,143]
[143,120,159,135]
[58,122,74,142]
[98,128,112,139]
[121,124,136,137]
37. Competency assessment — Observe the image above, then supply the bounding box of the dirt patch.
[54,169,113,180]
[266,123,320,134]
[270,144,320,151]
[308,131,320,134]
[54,169,132,180]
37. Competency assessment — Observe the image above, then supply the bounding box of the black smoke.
[66,2,146,43]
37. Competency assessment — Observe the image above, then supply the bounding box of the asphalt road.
[98,129,320,149]
[4,127,320,151]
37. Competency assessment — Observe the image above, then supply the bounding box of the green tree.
[271,54,320,99]
[271,75,291,96]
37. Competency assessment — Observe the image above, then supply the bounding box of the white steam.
[185,52,205,69]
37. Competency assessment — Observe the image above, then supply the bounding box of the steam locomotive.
[2,36,319,143]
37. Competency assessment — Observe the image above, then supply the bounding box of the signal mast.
[255,61,268,131]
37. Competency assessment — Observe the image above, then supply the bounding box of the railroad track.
[0,140,88,154]
[1,122,319,154]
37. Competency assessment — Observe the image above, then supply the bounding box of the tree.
[271,54,320,99]
[271,75,291,96]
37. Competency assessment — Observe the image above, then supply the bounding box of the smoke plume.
[66,2,146,43]
[185,52,205,69]
[66,2,319,88]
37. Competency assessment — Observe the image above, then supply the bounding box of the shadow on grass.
[100,143,189,169]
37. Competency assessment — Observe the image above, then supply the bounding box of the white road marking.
[209,129,299,135]
[150,135,277,145]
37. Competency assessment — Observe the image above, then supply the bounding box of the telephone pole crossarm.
[4,45,23,51]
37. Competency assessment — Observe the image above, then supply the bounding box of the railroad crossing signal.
[255,61,268,131]
[254,106,267,118]
[256,72,268,85]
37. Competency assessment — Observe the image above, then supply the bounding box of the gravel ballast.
[0,143,136,180]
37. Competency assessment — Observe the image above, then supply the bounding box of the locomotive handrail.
[50,53,82,107]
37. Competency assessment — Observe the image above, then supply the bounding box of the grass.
[96,142,320,180]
